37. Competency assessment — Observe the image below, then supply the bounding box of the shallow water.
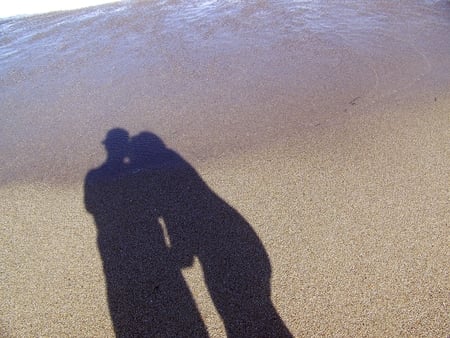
[1,0,450,185]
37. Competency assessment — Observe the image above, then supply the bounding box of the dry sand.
[1,90,448,337]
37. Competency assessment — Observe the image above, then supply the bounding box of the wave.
[0,0,121,19]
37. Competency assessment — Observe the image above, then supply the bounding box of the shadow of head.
[129,131,184,170]
[101,128,129,161]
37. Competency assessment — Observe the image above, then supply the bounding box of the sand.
[1,90,448,337]
[1,1,450,335]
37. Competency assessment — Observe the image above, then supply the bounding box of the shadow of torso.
[85,159,208,337]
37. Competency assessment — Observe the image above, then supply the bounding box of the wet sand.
[1,1,450,336]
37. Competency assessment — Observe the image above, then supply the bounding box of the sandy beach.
[1,1,449,336]
[1,90,449,336]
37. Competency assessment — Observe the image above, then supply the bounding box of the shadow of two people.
[84,128,292,337]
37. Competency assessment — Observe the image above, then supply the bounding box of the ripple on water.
[0,0,449,93]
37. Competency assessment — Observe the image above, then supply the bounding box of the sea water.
[1,0,449,184]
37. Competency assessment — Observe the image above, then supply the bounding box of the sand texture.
[1,94,449,337]
[1,1,450,336]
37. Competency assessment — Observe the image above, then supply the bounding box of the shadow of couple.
[84,128,292,337]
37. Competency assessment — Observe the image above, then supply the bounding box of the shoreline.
[1,84,449,188]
